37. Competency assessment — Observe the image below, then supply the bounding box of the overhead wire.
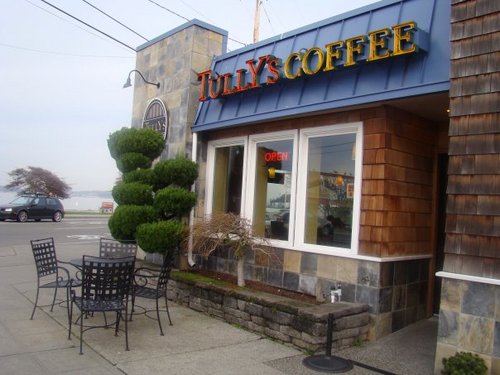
[261,1,275,35]
[81,0,149,42]
[23,0,115,48]
[0,41,133,59]
[38,0,136,52]
[146,0,247,47]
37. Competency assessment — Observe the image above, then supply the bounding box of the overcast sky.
[0,0,379,192]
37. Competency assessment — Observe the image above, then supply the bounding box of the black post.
[302,313,353,373]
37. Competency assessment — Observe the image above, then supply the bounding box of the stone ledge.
[168,271,370,352]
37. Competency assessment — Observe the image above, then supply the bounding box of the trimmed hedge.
[154,187,197,218]
[112,182,153,206]
[136,220,185,254]
[154,157,198,189]
[108,205,157,241]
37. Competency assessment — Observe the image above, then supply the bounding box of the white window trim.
[245,130,298,248]
[295,122,363,256]
[205,122,363,255]
[205,137,248,216]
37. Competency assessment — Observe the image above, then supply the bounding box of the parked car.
[0,194,65,222]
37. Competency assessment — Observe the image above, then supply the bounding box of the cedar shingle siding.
[445,0,500,278]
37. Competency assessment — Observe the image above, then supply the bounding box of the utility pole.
[253,0,261,43]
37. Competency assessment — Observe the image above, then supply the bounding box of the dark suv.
[0,194,65,222]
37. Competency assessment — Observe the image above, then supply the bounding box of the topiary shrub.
[116,152,152,173]
[123,168,156,186]
[442,351,487,375]
[154,157,198,189]
[154,187,197,219]
[112,182,153,206]
[108,127,164,160]
[136,220,185,255]
[108,205,157,241]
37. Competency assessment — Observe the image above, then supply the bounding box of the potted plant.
[189,212,271,287]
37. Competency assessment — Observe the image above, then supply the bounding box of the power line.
[146,0,247,47]
[0,41,133,59]
[24,0,113,47]
[81,0,149,42]
[146,0,189,22]
[38,0,136,52]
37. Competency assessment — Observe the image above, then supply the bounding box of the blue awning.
[193,0,450,132]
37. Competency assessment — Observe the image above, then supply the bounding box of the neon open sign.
[265,151,289,162]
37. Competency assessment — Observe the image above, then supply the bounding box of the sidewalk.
[0,241,436,374]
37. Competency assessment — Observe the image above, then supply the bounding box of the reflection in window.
[212,145,244,214]
[253,140,293,240]
[304,134,356,248]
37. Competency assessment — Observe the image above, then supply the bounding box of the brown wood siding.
[359,107,443,257]
[444,0,500,278]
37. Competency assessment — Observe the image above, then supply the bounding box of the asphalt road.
[0,215,111,260]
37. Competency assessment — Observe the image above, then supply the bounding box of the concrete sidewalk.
[0,242,436,374]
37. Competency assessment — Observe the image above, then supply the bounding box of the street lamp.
[123,69,160,89]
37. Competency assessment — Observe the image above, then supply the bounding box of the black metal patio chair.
[30,237,75,320]
[131,254,173,335]
[68,255,135,354]
[99,238,137,258]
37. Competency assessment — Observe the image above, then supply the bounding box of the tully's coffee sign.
[198,21,421,101]
[142,99,168,140]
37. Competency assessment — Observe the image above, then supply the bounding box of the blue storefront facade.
[129,0,499,372]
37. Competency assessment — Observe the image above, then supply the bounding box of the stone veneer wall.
[168,272,370,352]
[435,279,500,374]
[195,250,429,340]
[130,21,226,160]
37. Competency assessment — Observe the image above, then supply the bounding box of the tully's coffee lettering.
[198,21,419,101]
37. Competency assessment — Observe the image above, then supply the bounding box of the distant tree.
[5,166,71,198]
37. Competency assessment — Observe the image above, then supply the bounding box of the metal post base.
[302,355,353,373]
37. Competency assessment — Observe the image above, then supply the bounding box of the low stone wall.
[168,272,370,352]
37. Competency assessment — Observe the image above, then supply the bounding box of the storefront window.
[212,145,244,214]
[303,134,356,248]
[206,124,361,253]
[252,139,294,240]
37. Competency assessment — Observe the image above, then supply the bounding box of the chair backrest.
[157,254,174,291]
[81,255,135,301]
[31,237,58,278]
[99,238,137,258]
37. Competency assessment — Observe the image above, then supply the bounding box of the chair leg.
[115,311,120,336]
[124,309,129,351]
[50,286,58,312]
[130,293,135,321]
[164,293,172,326]
[156,297,164,336]
[30,286,40,320]
[79,312,84,355]
[68,299,73,340]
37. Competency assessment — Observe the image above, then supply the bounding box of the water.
[0,191,115,212]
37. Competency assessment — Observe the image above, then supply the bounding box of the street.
[0,215,110,248]
[0,216,111,268]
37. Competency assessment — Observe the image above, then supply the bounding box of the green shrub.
[112,182,153,206]
[108,205,157,241]
[136,220,185,254]
[442,351,487,375]
[108,127,164,160]
[154,157,198,189]
[154,187,197,218]
[123,169,156,186]
[116,152,152,173]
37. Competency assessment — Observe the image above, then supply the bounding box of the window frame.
[205,137,248,216]
[245,130,298,247]
[203,122,363,255]
[294,122,363,256]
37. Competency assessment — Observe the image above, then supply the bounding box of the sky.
[0,0,379,193]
